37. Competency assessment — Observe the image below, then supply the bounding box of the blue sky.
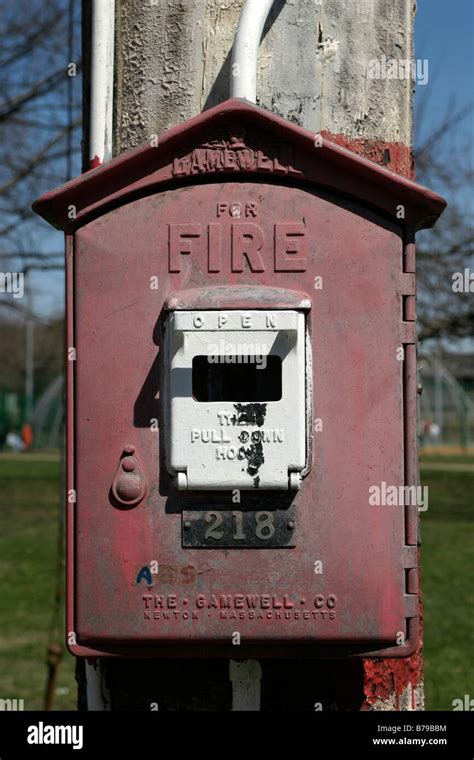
[415,0,474,150]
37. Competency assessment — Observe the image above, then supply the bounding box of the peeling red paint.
[89,155,102,170]
[320,132,414,180]
[364,653,422,709]
[362,562,424,711]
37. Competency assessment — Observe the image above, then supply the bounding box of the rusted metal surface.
[164,285,311,312]
[329,132,426,709]
[34,99,446,659]
[320,132,415,179]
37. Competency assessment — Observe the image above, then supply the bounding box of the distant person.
[429,422,441,446]
[21,423,33,450]
[5,432,25,452]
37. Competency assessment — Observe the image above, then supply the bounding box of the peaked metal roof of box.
[33,97,447,234]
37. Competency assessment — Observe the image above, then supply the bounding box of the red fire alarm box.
[33,98,445,658]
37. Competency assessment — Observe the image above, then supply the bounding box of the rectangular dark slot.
[192,355,282,402]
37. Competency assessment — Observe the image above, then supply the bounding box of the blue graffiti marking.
[136,566,152,585]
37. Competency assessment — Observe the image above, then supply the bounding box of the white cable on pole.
[230,0,276,103]
[85,661,111,711]
[89,0,115,166]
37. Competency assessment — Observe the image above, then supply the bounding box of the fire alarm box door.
[166,309,306,491]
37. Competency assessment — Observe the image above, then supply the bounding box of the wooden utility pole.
[81,0,423,711]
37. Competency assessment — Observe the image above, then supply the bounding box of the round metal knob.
[122,456,137,472]
[112,447,147,506]
[114,472,143,503]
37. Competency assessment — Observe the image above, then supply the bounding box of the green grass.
[0,454,471,711]
[420,454,474,465]
[0,455,76,711]
[420,469,474,710]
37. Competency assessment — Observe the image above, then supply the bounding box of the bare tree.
[414,94,474,343]
[0,0,81,295]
